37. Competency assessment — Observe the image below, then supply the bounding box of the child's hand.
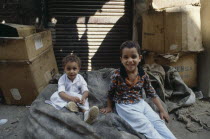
[71,96,81,103]
[100,107,112,114]
[80,98,85,105]
[160,110,170,123]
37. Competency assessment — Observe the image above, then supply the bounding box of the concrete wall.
[198,0,210,97]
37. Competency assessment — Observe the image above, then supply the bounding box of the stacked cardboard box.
[0,24,58,105]
[142,1,203,88]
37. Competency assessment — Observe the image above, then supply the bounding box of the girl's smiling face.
[120,47,142,73]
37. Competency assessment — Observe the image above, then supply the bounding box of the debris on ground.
[175,100,210,132]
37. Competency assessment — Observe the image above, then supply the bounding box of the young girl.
[49,54,99,124]
[100,41,176,139]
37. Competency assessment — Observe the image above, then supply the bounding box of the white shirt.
[58,73,88,95]
[50,73,89,110]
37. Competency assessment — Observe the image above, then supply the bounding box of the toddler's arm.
[78,75,89,104]
[152,97,170,123]
[80,91,88,104]
[59,92,80,103]
[57,75,80,103]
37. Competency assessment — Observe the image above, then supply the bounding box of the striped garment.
[108,68,158,104]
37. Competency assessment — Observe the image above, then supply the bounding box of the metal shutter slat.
[48,0,132,71]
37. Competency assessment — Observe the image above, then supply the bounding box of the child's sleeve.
[80,75,89,94]
[58,75,66,93]
[108,72,117,100]
[143,73,158,98]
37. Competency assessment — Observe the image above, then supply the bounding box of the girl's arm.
[100,70,117,114]
[143,73,169,122]
[59,92,80,103]
[100,97,113,114]
[152,97,170,123]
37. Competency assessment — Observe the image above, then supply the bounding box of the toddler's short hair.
[120,40,141,56]
[62,54,81,68]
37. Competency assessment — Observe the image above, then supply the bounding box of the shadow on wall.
[48,0,110,71]
[91,0,132,70]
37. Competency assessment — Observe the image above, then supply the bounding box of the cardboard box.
[142,5,203,54]
[0,23,36,37]
[0,30,52,60]
[145,53,197,87]
[0,47,58,105]
[149,0,200,11]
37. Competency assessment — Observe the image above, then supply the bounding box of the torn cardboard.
[0,30,52,60]
[0,47,58,105]
[0,23,36,37]
[145,53,197,87]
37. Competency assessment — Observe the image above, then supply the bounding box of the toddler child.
[49,54,99,124]
[100,41,176,139]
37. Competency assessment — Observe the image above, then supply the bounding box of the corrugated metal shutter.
[47,0,132,71]
[0,0,20,23]
[0,0,42,25]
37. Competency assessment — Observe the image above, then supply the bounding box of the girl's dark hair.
[119,41,144,79]
[62,54,81,68]
[120,40,141,56]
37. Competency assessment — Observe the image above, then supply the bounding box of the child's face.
[64,61,80,81]
[120,47,142,73]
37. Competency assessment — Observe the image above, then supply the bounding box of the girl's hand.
[71,96,81,103]
[100,107,112,114]
[160,110,170,123]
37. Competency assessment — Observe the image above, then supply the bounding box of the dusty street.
[1,100,210,139]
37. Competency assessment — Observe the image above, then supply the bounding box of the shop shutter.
[0,0,19,23]
[47,0,132,71]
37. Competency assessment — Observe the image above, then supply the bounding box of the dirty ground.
[1,100,210,139]
[1,68,210,139]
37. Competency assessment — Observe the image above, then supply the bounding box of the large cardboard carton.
[0,30,52,60]
[149,0,200,11]
[135,0,200,16]
[0,47,58,105]
[142,5,203,54]
[145,53,197,87]
[0,23,36,37]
